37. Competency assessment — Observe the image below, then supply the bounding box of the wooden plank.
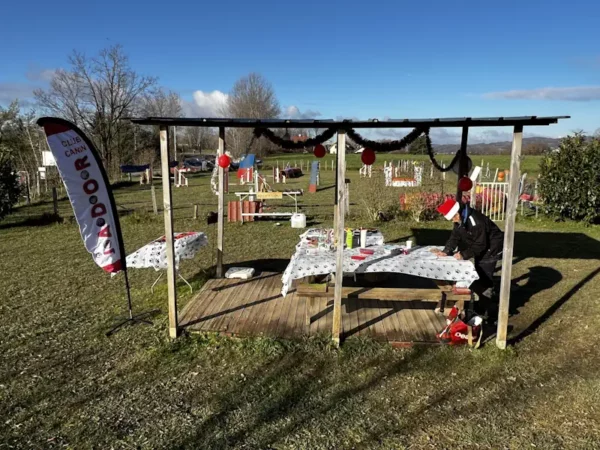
[188,279,230,331]
[291,292,308,337]
[389,301,410,343]
[345,296,360,340]
[276,288,298,337]
[245,275,280,337]
[233,275,269,336]
[207,277,248,333]
[331,130,346,345]
[159,126,178,338]
[497,125,523,349]
[216,127,225,278]
[182,278,227,330]
[264,276,285,337]
[296,285,470,302]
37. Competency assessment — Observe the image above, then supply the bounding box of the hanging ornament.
[217,154,231,169]
[313,144,326,158]
[361,148,376,165]
[457,176,473,192]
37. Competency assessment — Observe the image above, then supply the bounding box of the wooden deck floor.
[179,272,448,345]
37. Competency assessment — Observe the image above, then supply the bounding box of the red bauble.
[361,148,376,165]
[458,176,473,192]
[217,154,231,169]
[313,144,326,158]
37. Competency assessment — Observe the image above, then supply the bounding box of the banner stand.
[105,268,160,336]
[37,117,161,338]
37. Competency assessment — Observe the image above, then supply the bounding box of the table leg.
[151,272,164,294]
[178,273,193,293]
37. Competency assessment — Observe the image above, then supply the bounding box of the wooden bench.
[296,282,475,326]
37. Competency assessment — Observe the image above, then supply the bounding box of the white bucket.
[291,213,306,228]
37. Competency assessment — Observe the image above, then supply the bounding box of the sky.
[1,0,598,143]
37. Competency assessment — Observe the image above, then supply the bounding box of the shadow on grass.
[0,212,63,230]
[510,265,600,345]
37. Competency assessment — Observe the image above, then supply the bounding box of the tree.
[523,142,550,155]
[184,127,217,152]
[539,133,600,223]
[408,135,428,155]
[0,102,23,219]
[222,73,280,157]
[34,44,157,174]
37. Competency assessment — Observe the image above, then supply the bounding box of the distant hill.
[434,137,561,155]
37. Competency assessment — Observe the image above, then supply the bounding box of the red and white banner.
[38,117,124,273]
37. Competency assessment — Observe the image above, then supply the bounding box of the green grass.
[1,163,599,449]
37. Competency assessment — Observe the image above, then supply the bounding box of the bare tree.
[222,73,280,157]
[34,44,156,174]
[184,126,217,153]
[138,88,182,117]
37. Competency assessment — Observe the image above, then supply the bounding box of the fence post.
[534,179,539,219]
[151,185,158,215]
[52,187,59,216]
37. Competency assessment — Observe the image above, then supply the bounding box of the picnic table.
[281,229,479,314]
[125,231,208,292]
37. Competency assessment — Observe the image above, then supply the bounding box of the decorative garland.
[253,127,337,149]
[346,127,426,152]
[424,129,459,172]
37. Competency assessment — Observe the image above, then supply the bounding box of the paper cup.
[360,229,367,248]
[406,239,412,249]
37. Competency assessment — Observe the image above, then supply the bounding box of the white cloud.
[181,90,228,117]
[283,105,322,119]
[483,86,600,101]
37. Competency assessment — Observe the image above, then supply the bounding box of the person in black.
[432,199,504,319]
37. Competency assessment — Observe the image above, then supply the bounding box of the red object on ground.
[359,248,375,255]
[361,148,376,165]
[437,316,481,346]
[457,176,473,192]
[218,154,231,168]
[313,144,326,158]
[351,255,367,261]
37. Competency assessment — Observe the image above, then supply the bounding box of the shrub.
[356,173,400,222]
[0,158,21,220]
[539,134,600,223]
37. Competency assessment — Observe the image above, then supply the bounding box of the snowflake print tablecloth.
[126,231,208,271]
[280,244,479,297]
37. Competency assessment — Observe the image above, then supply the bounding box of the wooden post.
[159,126,178,339]
[332,130,346,346]
[52,187,58,215]
[151,185,158,215]
[496,125,523,349]
[193,204,199,220]
[456,126,469,202]
[216,127,225,278]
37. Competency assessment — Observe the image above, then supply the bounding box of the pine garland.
[346,127,426,152]
[253,127,337,149]
[424,129,458,172]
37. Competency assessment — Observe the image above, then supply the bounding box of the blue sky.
[1,0,598,143]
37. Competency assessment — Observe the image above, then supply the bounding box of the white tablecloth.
[281,233,479,297]
[126,231,208,271]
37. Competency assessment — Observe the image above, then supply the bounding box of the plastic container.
[291,213,306,228]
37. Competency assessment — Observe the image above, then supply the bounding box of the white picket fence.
[475,182,509,221]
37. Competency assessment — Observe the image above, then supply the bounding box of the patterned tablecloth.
[126,232,208,271]
[280,230,479,297]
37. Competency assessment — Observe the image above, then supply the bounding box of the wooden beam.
[456,126,469,201]
[496,125,523,349]
[159,126,178,338]
[332,130,346,346]
[296,285,472,302]
[216,127,225,278]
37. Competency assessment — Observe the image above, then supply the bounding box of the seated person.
[432,198,504,320]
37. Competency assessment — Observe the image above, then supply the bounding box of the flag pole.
[105,268,159,336]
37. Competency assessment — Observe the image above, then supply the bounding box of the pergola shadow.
[411,228,600,342]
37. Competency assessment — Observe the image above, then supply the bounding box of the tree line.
[1,43,284,206]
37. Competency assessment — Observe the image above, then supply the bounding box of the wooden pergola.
[131,115,568,349]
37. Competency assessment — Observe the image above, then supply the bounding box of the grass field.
[1,158,599,449]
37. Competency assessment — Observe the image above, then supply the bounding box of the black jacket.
[442,207,504,260]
